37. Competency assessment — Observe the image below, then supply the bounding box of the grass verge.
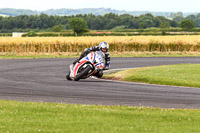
[0,100,200,133]
[0,52,79,59]
[1,51,200,59]
[103,64,200,88]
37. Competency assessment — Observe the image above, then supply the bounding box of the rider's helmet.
[99,41,109,53]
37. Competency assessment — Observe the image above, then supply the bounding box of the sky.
[0,0,199,12]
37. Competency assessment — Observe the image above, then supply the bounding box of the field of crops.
[1,36,200,53]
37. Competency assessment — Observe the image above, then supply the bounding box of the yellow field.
[0,36,200,53]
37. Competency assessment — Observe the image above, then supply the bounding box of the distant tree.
[69,18,89,35]
[50,24,65,32]
[138,14,155,28]
[173,16,184,23]
[180,19,195,31]
[159,21,170,28]
[118,14,134,28]
[0,12,184,32]
[159,21,170,35]
[170,12,183,19]
[186,15,196,21]
[195,18,200,27]
[196,13,200,19]
[169,21,178,27]
[39,14,49,29]
[139,22,145,29]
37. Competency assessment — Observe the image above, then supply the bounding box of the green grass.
[0,52,80,59]
[104,64,200,88]
[1,52,200,59]
[0,54,77,59]
[0,100,200,133]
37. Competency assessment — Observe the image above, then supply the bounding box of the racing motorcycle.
[66,51,105,81]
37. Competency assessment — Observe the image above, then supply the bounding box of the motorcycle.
[66,51,105,81]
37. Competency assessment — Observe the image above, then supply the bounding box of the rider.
[73,41,110,78]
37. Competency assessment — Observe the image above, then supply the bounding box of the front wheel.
[66,72,72,80]
[74,65,92,81]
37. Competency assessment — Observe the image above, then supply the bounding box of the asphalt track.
[0,57,200,109]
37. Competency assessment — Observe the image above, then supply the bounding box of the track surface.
[1,57,200,109]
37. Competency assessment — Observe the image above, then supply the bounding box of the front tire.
[74,65,92,81]
[66,72,72,80]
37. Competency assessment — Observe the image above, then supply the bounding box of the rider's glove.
[73,59,79,65]
[84,48,91,55]
[80,48,90,58]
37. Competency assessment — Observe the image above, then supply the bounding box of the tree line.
[0,13,198,33]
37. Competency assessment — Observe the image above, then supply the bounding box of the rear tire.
[74,65,92,81]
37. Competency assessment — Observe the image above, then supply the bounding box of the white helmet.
[99,41,109,53]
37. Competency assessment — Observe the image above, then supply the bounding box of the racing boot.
[94,70,103,78]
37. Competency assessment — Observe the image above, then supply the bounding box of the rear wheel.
[74,65,92,81]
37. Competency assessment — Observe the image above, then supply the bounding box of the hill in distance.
[0,8,198,17]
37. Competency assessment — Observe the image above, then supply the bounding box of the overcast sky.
[0,0,199,12]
